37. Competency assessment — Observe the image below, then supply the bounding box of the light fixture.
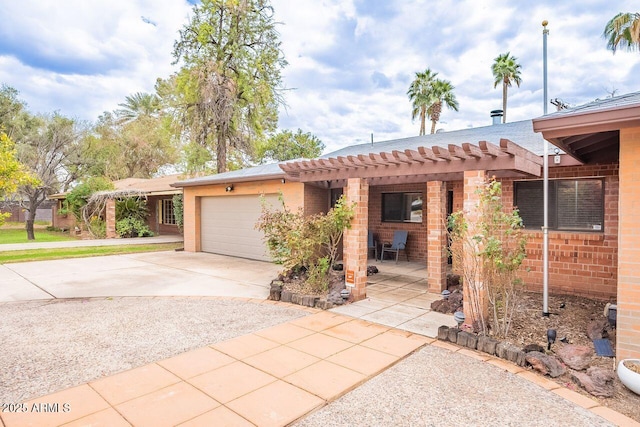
[453,311,465,329]
[225,185,234,192]
[547,328,557,351]
[554,148,560,155]
[281,178,286,184]
[340,289,350,300]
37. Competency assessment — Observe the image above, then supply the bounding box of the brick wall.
[446,163,618,300]
[303,184,329,215]
[368,183,427,262]
[618,126,640,360]
[511,163,618,300]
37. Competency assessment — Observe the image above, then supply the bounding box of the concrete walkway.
[1,253,638,426]
[0,234,183,251]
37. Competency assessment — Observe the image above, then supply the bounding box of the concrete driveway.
[0,251,281,302]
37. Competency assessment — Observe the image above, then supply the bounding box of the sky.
[0,0,638,155]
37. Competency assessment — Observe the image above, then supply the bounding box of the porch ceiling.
[280,139,543,186]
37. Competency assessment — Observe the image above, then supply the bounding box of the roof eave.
[172,172,286,188]
[533,104,640,139]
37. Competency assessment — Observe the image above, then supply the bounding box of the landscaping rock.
[496,342,527,366]
[447,327,459,343]
[586,318,610,340]
[291,293,302,305]
[315,298,333,310]
[437,325,449,341]
[280,290,292,303]
[523,344,545,353]
[477,336,499,355]
[556,344,594,371]
[571,367,615,397]
[525,351,566,378]
[367,265,379,276]
[457,331,478,350]
[269,281,282,301]
[430,290,464,314]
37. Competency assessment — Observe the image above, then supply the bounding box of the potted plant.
[617,359,640,395]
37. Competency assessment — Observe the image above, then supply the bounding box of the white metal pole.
[542,20,550,317]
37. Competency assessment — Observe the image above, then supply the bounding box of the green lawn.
[0,243,184,263]
[0,228,78,244]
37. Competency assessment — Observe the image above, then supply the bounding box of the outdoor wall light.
[225,185,234,192]
[281,178,286,184]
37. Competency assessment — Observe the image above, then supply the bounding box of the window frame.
[160,199,176,225]
[381,192,423,223]
[514,177,605,232]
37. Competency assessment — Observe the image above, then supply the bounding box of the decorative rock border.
[269,280,344,310]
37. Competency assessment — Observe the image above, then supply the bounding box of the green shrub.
[172,194,184,232]
[256,194,355,292]
[116,217,153,238]
[59,177,114,224]
[45,226,62,232]
[89,218,106,239]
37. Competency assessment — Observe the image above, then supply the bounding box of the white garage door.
[200,194,278,261]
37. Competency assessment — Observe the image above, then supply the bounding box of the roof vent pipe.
[490,109,503,125]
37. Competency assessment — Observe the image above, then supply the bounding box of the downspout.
[542,20,550,317]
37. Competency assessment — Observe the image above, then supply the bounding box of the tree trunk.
[419,106,426,136]
[216,132,227,173]
[502,81,508,123]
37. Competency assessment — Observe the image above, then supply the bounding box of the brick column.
[618,127,640,360]
[105,198,116,239]
[462,170,488,327]
[427,181,447,293]
[343,178,369,301]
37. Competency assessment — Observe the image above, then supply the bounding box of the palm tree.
[427,79,459,134]
[604,12,640,53]
[116,92,161,123]
[407,68,437,136]
[491,52,522,123]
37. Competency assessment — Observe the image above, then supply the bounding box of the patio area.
[330,260,456,338]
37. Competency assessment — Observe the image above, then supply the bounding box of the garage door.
[200,194,278,261]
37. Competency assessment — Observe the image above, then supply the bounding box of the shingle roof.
[173,162,285,187]
[173,120,547,187]
[542,91,640,118]
[322,119,546,157]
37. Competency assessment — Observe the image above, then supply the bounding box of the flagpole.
[542,20,550,317]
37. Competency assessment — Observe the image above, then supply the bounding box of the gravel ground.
[296,345,614,427]
[0,297,306,404]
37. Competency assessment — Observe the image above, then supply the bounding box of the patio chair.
[380,230,408,263]
[367,230,378,260]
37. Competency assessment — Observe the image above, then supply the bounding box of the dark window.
[514,178,604,232]
[161,199,176,225]
[382,192,423,223]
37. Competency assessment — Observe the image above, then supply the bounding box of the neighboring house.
[50,174,183,236]
[173,91,640,359]
[0,200,54,223]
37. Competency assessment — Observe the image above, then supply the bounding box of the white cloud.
[0,0,637,155]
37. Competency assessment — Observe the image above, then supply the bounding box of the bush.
[172,194,184,232]
[256,194,355,293]
[45,226,62,232]
[116,217,153,238]
[448,178,527,339]
[59,177,114,225]
[89,217,106,239]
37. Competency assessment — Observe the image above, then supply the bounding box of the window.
[160,199,176,225]
[514,178,604,231]
[382,192,423,223]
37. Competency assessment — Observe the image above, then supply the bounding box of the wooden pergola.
[280,139,543,185]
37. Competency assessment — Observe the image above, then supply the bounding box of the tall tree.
[255,129,324,163]
[427,79,459,134]
[604,12,640,53]
[171,0,286,173]
[17,113,86,239]
[491,52,522,123]
[85,111,177,180]
[407,68,437,136]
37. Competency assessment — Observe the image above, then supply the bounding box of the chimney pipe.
[490,110,503,125]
